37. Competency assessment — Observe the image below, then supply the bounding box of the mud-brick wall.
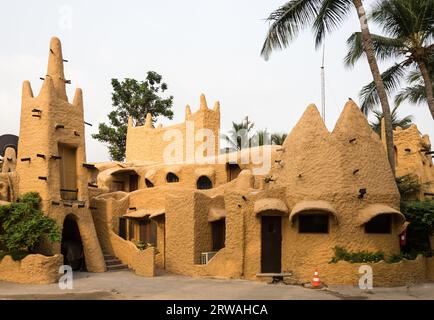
[295,255,427,287]
[165,191,196,275]
[0,254,63,284]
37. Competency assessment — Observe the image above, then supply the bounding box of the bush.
[330,246,385,264]
[0,192,60,253]
[396,175,422,200]
[387,252,416,263]
[0,250,29,261]
[400,200,434,257]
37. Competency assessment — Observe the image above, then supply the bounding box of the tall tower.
[16,37,105,272]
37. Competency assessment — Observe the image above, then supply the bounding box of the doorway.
[261,216,282,273]
[61,214,85,271]
[58,143,77,200]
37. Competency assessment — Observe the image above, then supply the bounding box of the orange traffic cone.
[311,269,321,288]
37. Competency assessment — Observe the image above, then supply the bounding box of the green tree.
[345,0,434,118]
[261,0,396,173]
[253,129,271,146]
[223,117,255,151]
[395,61,434,108]
[271,133,288,145]
[92,71,174,161]
[370,105,413,135]
[0,192,60,253]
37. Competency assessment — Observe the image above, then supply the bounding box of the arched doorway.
[197,176,213,189]
[61,214,86,271]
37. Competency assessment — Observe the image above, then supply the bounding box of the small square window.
[365,214,391,234]
[298,214,329,233]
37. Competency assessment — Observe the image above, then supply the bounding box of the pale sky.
[1,0,432,162]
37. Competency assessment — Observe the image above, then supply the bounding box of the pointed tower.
[15,37,106,272]
[331,100,398,199]
[125,93,221,162]
[47,37,68,101]
[271,104,343,200]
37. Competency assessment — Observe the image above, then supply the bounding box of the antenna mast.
[321,43,326,123]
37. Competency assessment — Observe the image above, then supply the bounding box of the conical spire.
[332,99,375,139]
[283,104,329,147]
[200,94,208,110]
[145,113,153,128]
[39,76,56,102]
[22,81,34,99]
[72,88,83,107]
[213,101,220,113]
[46,37,68,101]
[185,104,192,119]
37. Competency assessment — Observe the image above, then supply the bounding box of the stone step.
[105,259,123,266]
[107,264,129,271]
[103,252,129,271]
[103,254,117,260]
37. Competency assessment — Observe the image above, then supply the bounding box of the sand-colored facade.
[390,125,434,200]
[1,37,433,286]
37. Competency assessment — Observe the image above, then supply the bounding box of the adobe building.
[388,125,434,200]
[0,37,433,286]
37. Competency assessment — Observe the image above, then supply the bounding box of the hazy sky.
[1,0,433,162]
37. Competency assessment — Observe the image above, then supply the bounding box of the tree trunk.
[353,0,395,174]
[416,59,434,120]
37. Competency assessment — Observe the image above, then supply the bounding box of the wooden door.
[261,216,282,273]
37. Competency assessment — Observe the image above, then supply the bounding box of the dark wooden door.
[119,217,126,239]
[261,216,282,273]
[129,174,138,192]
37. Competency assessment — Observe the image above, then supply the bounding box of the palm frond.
[261,0,323,60]
[359,63,407,114]
[395,85,428,106]
[370,105,414,134]
[344,32,405,67]
[312,0,354,49]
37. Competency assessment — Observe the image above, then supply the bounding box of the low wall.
[110,231,155,277]
[193,249,241,279]
[0,254,63,284]
[290,255,427,287]
[426,257,434,281]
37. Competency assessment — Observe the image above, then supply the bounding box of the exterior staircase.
[103,253,129,272]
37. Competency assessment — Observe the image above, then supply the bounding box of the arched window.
[197,176,213,189]
[166,172,179,183]
[364,214,392,234]
[298,212,329,234]
[145,178,154,188]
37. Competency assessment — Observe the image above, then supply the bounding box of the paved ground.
[0,270,433,300]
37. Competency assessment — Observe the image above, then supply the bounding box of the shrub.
[396,175,422,200]
[0,250,29,261]
[0,192,60,253]
[387,252,416,263]
[400,200,434,257]
[330,246,385,264]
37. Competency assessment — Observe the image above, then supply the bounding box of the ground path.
[0,271,433,300]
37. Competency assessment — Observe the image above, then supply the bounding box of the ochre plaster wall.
[125,95,220,163]
[15,37,105,272]
[0,254,63,284]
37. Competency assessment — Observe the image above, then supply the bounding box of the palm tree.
[253,129,272,146]
[345,0,434,119]
[370,106,414,135]
[271,133,288,145]
[261,0,396,173]
[223,117,255,151]
[395,65,434,107]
